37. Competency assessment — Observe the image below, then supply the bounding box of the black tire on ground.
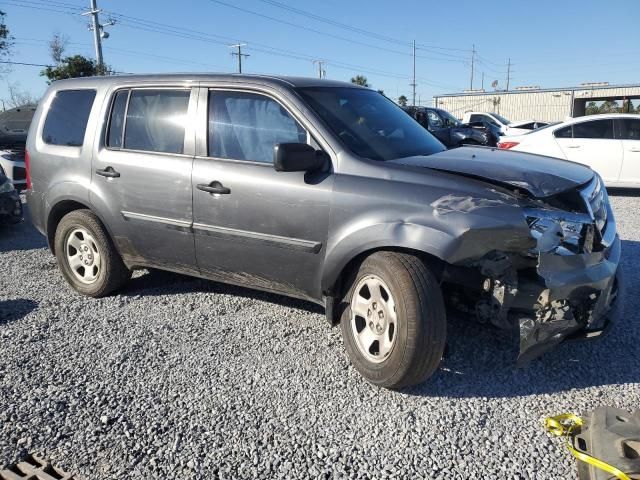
[54,209,131,297]
[340,251,447,389]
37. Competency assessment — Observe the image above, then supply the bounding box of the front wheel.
[340,252,447,389]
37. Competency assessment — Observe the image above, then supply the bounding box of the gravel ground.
[1,193,639,479]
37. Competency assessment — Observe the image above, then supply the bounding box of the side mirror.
[274,143,327,173]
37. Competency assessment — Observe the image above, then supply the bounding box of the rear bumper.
[516,234,623,363]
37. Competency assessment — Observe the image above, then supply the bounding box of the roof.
[435,82,640,98]
[49,73,359,90]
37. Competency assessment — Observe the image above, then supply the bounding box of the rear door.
[554,118,623,184]
[618,117,640,186]
[191,87,333,300]
[90,86,198,272]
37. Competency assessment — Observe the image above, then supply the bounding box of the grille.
[580,175,607,233]
[12,166,26,181]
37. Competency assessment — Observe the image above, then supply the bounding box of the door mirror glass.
[274,143,326,172]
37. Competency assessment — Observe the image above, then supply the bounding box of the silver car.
[26,74,622,388]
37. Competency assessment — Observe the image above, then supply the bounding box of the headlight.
[524,208,594,255]
[0,179,15,194]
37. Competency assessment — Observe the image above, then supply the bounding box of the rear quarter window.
[42,89,96,146]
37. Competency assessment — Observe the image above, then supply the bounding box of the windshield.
[523,122,560,134]
[492,113,511,125]
[297,87,446,161]
[437,109,461,127]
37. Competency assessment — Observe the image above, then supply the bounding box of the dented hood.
[389,147,594,198]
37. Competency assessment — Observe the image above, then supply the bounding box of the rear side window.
[554,126,572,138]
[620,118,640,140]
[42,89,96,146]
[124,89,190,154]
[573,119,614,139]
[106,90,129,148]
[208,91,307,164]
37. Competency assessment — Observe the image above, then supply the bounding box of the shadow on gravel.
[121,268,324,315]
[0,205,47,253]
[407,239,640,398]
[0,299,38,325]
[608,188,640,197]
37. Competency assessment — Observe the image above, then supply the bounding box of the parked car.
[0,171,22,225]
[497,114,640,187]
[462,112,549,136]
[26,74,622,388]
[0,105,36,190]
[403,106,498,147]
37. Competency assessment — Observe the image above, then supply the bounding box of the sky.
[1,0,639,107]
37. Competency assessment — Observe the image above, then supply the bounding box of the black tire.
[340,251,446,389]
[54,209,131,297]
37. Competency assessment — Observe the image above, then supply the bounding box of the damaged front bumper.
[515,232,623,364]
[0,189,22,224]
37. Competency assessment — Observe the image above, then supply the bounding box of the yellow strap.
[544,414,631,480]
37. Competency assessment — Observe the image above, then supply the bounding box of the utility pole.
[229,44,249,74]
[481,72,484,90]
[470,44,475,90]
[312,60,325,79]
[506,58,511,91]
[82,0,103,68]
[410,39,417,106]
[82,0,115,72]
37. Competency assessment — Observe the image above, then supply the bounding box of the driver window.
[427,110,443,129]
[208,91,307,164]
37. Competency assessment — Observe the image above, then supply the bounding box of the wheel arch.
[322,223,456,325]
[46,198,114,255]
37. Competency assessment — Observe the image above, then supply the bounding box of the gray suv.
[26,74,622,388]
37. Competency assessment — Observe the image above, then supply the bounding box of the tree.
[398,95,408,107]
[41,55,110,83]
[49,32,69,66]
[7,82,37,107]
[377,89,384,95]
[585,101,599,116]
[0,10,14,76]
[350,75,369,87]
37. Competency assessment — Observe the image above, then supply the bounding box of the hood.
[388,147,594,198]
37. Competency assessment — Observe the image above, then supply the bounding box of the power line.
[5,0,465,92]
[0,60,52,67]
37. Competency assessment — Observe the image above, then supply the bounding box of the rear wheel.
[54,209,131,297]
[340,252,447,389]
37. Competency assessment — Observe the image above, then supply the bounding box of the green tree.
[0,10,14,75]
[398,95,408,106]
[350,75,369,87]
[599,100,620,114]
[585,101,599,116]
[41,55,111,84]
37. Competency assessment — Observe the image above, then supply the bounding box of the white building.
[433,82,640,122]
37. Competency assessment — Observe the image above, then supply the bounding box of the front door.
[191,88,333,300]
[91,87,197,272]
[555,118,623,184]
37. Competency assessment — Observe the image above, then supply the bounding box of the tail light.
[497,141,520,150]
[25,149,31,190]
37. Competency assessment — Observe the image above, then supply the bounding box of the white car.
[497,114,640,187]
[462,112,549,136]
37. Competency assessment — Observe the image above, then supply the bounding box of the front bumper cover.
[0,189,23,224]
[516,234,623,364]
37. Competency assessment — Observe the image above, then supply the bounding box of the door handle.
[96,166,120,178]
[197,181,231,195]
[566,145,581,149]
[629,148,640,152]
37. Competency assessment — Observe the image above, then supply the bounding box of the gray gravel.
[1,193,639,479]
